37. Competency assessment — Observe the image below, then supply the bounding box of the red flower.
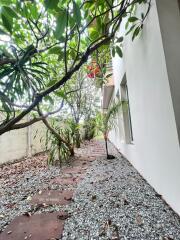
[87,72,95,78]
[87,61,101,78]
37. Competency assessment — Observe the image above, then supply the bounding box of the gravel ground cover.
[0,140,103,234]
[0,153,66,232]
[62,142,180,240]
[1,141,180,239]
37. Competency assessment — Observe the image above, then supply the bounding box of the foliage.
[63,68,100,123]
[95,100,125,159]
[66,118,81,148]
[96,101,125,137]
[0,0,151,135]
[38,66,99,163]
[60,68,100,147]
[45,118,75,166]
[83,117,96,141]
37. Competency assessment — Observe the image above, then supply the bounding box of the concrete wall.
[109,0,180,215]
[0,119,46,164]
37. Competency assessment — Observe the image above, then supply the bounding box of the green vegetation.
[96,101,125,159]
[0,0,151,164]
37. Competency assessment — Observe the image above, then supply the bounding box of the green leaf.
[44,95,54,104]
[44,0,59,10]
[73,1,81,26]
[0,0,12,6]
[125,21,129,30]
[141,13,144,19]
[89,28,99,40]
[29,4,38,19]
[46,79,57,87]
[54,89,66,99]
[69,15,76,29]
[112,47,115,57]
[106,73,113,78]
[48,46,62,55]
[122,12,127,18]
[128,16,139,22]
[31,62,49,72]
[54,10,67,39]
[69,49,76,59]
[126,24,136,35]
[1,13,12,33]
[0,68,14,79]
[24,67,47,76]
[116,46,123,58]
[116,36,123,43]
[2,6,18,19]
[132,26,140,41]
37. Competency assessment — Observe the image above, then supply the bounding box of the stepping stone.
[63,166,86,175]
[30,190,74,205]
[51,176,79,186]
[0,212,67,240]
[72,160,89,167]
[85,156,95,160]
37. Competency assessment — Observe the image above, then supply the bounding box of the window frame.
[120,75,134,144]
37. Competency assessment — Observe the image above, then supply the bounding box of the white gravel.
[0,165,64,231]
[62,142,180,240]
[1,142,180,239]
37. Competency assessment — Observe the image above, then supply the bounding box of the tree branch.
[0,58,16,65]
[0,0,151,135]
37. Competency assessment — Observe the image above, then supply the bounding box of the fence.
[0,120,46,165]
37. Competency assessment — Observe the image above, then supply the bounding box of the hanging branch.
[0,0,151,135]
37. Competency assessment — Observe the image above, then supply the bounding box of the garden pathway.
[1,140,180,239]
[0,140,105,240]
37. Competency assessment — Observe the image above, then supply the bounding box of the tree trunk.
[75,129,81,148]
[104,132,115,160]
[69,146,75,156]
[58,141,62,167]
[104,131,110,159]
[105,138,109,159]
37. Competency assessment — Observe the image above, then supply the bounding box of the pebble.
[61,142,180,240]
[0,163,63,231]
[1,141,180,240]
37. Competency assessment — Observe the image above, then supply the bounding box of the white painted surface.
[156,0,180,138]
[0,120,46,164]
[109,0,180,215]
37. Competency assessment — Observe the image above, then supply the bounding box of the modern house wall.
[156,0,180,139]
[108,0,180,215]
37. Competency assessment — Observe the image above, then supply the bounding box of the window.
[116,90,125,142]
[120,75,133,143]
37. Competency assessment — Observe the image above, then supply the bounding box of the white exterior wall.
[109,0,180,215]
[0,120,46,164]
[156,0,180,138]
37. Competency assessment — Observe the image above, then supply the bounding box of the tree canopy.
[0,0,151,135]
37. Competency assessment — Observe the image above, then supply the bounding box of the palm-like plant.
[44,118,75,166]
[96,101,125,159]
[0,45,48,123]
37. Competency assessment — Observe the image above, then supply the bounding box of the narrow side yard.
[0,140,180,240]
